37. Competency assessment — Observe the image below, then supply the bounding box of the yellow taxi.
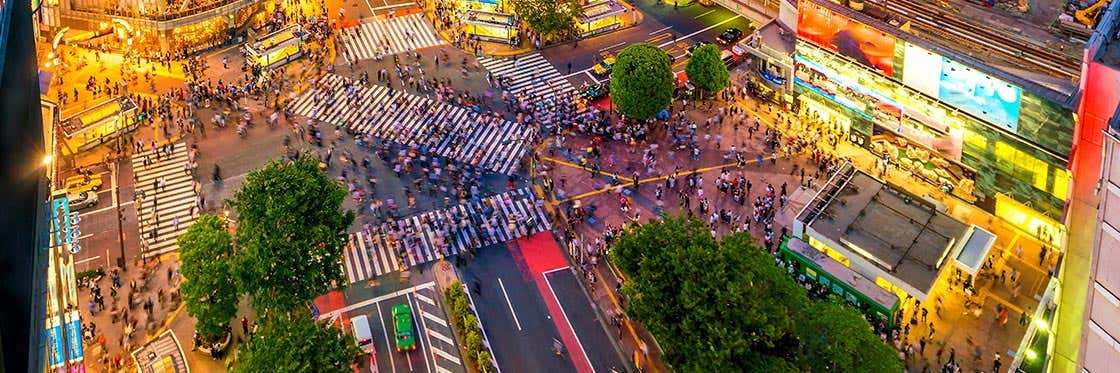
[63,174,103,194]
[592,57,617,77]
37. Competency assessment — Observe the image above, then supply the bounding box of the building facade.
[792,0,1077,237]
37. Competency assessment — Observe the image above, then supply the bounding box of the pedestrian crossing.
[288,73,537,175]
[341,188,551,283]
[338,13,446,61]
[410,286,463,372]
[130,142,198,257]
[478,52,575,99]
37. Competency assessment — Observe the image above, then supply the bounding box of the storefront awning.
[462,10,516,26]
[953,225,996,275]
[581,0,626,22]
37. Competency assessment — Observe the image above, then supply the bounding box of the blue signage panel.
[47,323,65,368]
[937,59,1021,132]
[65,313,84,362]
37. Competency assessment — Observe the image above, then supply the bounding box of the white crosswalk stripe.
[289,74,537,175]
[478,53,575,99]
[130,142,199,257]
[340,188,551,283]
[338,13,446,61]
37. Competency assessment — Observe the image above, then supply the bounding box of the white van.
[350,315,376,355]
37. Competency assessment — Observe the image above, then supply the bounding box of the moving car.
[716,28,744,46]
[69,191,99,210]
[392,304,416,352]
[579,82,610,100]
[686,41,712,56]
[350,315,376,355]
[591,57,616,77]
[64,174,103,194]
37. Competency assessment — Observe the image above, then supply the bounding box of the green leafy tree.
[511,0,583,42]
[610,42,674,120]
[611,216,897,371]
[796,300,903,372]
[177,214,238,341]
[234,314,359,373]
[685,44,730,95]
[231,153,355,314]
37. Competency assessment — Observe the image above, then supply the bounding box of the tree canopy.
[610,216,901,371]
[234,314,359,373]
[685,44,730,94]
[610,42,675,120]
[510,0,582,42]
[177,214,238,340]
[230,153,355,314]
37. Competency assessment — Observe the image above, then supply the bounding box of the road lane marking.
[658,14,742,48]
[415,292,436,306]
[372,2,415,10]
[377,302,398,373]
[422,309,448,327]
[410,293,434,373]
[432,346,462,365]
[435,365,454,373]
[428,328,453,345]
[648,26,672,35]
[584,70,601,83]
[543,268,593,373]
[498,278,523,331]
[75,255,102,265]
[694,9,715,18]
[598,42,626,51]
[320,281,436,320]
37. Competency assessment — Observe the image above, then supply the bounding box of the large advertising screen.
[902,43,1021,132]
[796,1,896,76]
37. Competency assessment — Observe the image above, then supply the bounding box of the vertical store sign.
[65,311,84,363]
[47,316,65,368]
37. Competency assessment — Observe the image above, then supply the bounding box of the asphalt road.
[460,242,578,372]
[544,268,628,373]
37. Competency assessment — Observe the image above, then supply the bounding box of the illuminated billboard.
[902,43,1021,132]
[796,0,896,76]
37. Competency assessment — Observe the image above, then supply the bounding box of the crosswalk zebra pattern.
[410,286,463,372]
[289,74,537,175]
[478,52,575,99]
[131,330,188,372]
[130,142,198,257]
[338,13,446,61]
[341,188,551,283]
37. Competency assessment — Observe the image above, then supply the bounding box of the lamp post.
[113,113,127,270]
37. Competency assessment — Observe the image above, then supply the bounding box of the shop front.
[578,0,626,37]
[244,24,303,70]
[459,0,504,12]
[462,10,517,43]
[60,97,138,155]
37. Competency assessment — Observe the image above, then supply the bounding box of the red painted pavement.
[314,289,347,318]
[512,232,593,373]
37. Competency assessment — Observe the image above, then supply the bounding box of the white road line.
[542,266,571,275]
[320,281,437,320]
[378,302,398,373]
[415,292,436,306]
[75,255,102,265]
[598,41,626,51]
[410,293,434,373]
[584,70,601,83]
[694,9,715,18]
[373,2,414,10]
[648,26,672,35]
[428,328,453,345]
[498,278,522,331]
[432,346,462,365]
[421,310,448,327]
[658,15,742,48]
[435,365,454,373]
[544,268,594,373]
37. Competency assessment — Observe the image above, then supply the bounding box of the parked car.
[393,304,416,352]
[64,174,103,194]
[716,28,744,46]
[69,191,99,210]
[592,57,616,77]
[350,315,376,355]
[686,41,712,56]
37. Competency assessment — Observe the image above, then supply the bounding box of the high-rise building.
[1076,1,1120,369]
[0,0,50,370]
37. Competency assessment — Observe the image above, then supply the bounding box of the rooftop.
[802,0,1082,103]
[802,167,968,294]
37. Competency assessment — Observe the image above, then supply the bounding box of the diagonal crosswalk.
[338,13,447,61]
[478,52,575,99]
[341,188,551,283]
[288,74,537,175]
[130,142,199,257]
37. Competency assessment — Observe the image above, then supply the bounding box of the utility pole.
[113,115,127,270]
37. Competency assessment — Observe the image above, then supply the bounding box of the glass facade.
[794,41,1072,219]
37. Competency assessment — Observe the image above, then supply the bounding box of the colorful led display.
[901,43,1022,132]
[796,0,896,76]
